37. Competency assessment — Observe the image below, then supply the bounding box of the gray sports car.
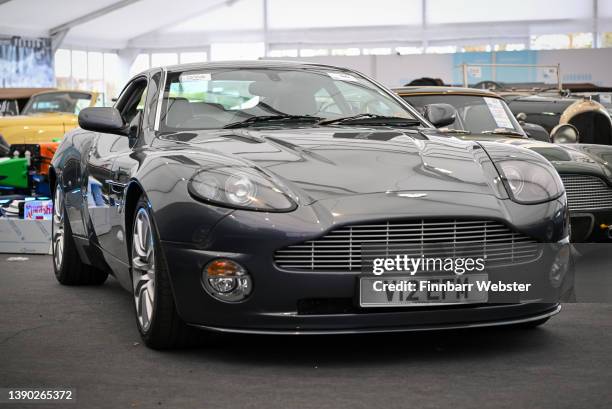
[50,62,571,349]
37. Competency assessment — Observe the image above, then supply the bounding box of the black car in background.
[50,62,571,349]
[472,81,612,146]
[395,86,612,242]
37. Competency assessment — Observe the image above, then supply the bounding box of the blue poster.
[452,50,539,85]
[495,50,538,83]
[452,52,493,85]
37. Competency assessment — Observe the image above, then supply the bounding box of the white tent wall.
[268,48,612,88]
[2,0,612,93]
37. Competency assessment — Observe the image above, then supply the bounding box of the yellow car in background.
[0,90,100,146]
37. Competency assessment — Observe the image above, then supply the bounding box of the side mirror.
[521,122,551,143]
[423,103,456,128]
[78,107,126,135]
[551,123,579,144]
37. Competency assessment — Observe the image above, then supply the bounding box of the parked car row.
[393,86,612,242]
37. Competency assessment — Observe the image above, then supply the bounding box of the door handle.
[106,180,126,194]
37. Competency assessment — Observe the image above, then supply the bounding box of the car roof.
[32,89,95,97]
[152,60,357,74]
[393,86,502,98]
[0,88,57,99]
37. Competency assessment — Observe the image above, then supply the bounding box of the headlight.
[188,166,297,211]
[496,159,564,204]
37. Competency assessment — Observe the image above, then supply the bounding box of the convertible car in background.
[395,86,612,242]
[51,62,571,349]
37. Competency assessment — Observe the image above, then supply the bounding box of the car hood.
[455,134,612,181]
[155,126,502,203]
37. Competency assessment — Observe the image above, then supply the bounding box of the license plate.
[359,274,488,307]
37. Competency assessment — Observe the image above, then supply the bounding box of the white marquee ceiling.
[0,0,608,51]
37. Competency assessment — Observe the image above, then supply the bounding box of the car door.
[110,71,162,266]
[85,78,148,259]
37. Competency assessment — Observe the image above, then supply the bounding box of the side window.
[115,79,148,138]
[121,83,147,124]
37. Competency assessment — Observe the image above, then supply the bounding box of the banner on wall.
[0,36,54,88]
[452,50,539,85]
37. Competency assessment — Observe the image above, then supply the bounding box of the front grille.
[560,174,612,211]
[274,219,540,271]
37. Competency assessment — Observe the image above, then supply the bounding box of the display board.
[0,36,54,88]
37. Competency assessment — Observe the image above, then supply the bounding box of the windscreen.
[159,68,416,130]
[23,92,92,115]
[403,94,523,134]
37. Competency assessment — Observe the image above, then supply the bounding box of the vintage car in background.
[0,90,100,147]
[0,90,99,192]
[471,80,612,146]
[394,86,612,242]
[0,87,56,117]
[565,84,612,117]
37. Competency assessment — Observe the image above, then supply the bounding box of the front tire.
[52,183,108,285]
[130,196,199,349]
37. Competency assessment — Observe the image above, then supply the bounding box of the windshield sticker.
[328,72,359,82]
[179,72,212,82]
[484,97,513,129]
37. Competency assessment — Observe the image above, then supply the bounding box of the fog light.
[209,277,238,293]
[203,259,252,302]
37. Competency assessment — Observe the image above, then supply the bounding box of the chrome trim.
[560,174,612,211]
[192,305,562,335]
[154,68,167,131]
[105,179,126,194]
[275,219,540,271]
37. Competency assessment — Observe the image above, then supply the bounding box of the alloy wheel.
[52,187,64,270]
[132,207,156,332]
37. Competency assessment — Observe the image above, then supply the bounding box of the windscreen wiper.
[481,129,526,138]
[223,115,322,129]
[318,113,422,126]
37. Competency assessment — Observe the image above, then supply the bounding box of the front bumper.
[160,191,570,333]
[193,305,562,335]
